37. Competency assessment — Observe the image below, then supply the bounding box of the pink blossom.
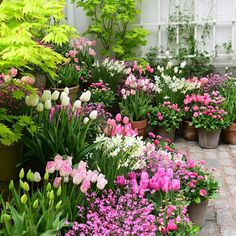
[116,176,126,186]
[53,177,62,188]
[167,222,177,231]
[46,161,55,173]
[80,180,91,193]
[171,179,180,191]
[88,48,96,56]
[199,189,208,197]
[123,117,129,124]
[115,113,122,122]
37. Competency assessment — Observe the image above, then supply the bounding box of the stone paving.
[175,137,236,236]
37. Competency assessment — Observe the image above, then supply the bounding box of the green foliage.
[73,0,148,59]
[119,91,152,121]
[0,0,77,77]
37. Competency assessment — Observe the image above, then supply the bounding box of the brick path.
[175,137,236,236]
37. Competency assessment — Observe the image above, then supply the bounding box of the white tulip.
[180,61,186,68]
[174,66,179,74]
[44,100,52,110]
[25,96,30,106]
[64,87,69,95]
[73,100,82,109]
[36,103,44,112]
[89,110,97,120]
[28,94,39,107]
[60,92,67,102]
[62,96,70,107]
[41,90,51,102]
[167,61,173,68]
[51,90,60,101]
[33,172,41,182]
[83,117,89,124]
[80,91,91,102]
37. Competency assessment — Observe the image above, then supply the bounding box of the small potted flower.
[119,74,154,136]
[184,91,229,148]
[149,101,184,141]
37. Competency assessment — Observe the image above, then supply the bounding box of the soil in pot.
[156,126,176,142]
[187,201,208,228]
[198,128,221,149]
[222,123,236,144]
[131,119,147,137]
[183,120,198,141]
[51,85,80,104]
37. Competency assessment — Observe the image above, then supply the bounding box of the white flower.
[44,100,52,110]
[26,94,39,107]
[167,61,173,68]
[64,87,69,95]
[165,51,170,56]
[60,92,67,102]
[73,100,81,109]
[41,90,51,102]
[180,61,186,68]
[51,90,60,101]
[83,117,89,124]
[36,103,44,112]
[33,172,41,182]
[80,91,91,102]
[62,96,70,106]
[89,110,97,120]
[174,67,178,74]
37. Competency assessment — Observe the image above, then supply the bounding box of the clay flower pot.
[51,85,80,104]
[156,126,176,142]
[187,201,208,228]
[183,120,198,141]
[198,128,221,149]
[222,123,236,144]
[0,142,23,191]
[131,119,147,137]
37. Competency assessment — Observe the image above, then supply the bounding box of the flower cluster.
[46,154,107,192]
[105,113,138,137]
[130,61,155,77]
[88,81,115,108]
[101,58,129,75]
[70,37,96,56]
[184,91,228,130]
[149,101,184,132]
[203,73,229,92]
[65,190,157,236]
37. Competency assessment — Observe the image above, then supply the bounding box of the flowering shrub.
[104,113,138,137]
[149,102,184,132]
[119,74,154,121]
[184,91,229,131]
[88,81,115,108]
[65,190,157,236]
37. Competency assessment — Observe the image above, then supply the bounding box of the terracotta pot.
[156,126,176,142]
[187,201,208,228]
[33,72,47,92]
[51,85,80,104]
[198,128,221,149]
[131,119,147,137]
[183,120,198,141]
[0,142,23,190]
[222,123,236,144]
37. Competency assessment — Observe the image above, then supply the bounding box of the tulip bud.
[56,200,62,209]
[19,168,24,179]
[9,180,14,190]
[33,199,39,209]
[26,170,34,182]
[1,213,11,222]
[83,117,89,124]
[49,190,54,201]
[89,110,97,120]
[23,182,30,192]
[56,186,62,197]
[64,87,69,95]
[51,90,60,101]
[36,102,44,112]
[46,182,51,191]
[44,171,49,181]
[61,96,70,107]
[44,100,52,110]
[21,194,27,204]
[73,100,81,109]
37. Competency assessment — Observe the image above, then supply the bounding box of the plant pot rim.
[130,118,147,124]
[51,84,80,91]
[225,123,236,131]
[198,128,222,133]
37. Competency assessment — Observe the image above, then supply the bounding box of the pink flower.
[193,112,199,117]
[74,58,79,63]
[158,115,164,121]
[171,179,180,191]
[116,176,126,186]
[88,48,96,56]
[115,113,122,122]
[73,173,83,185]
[10,68,17,77]
[199,189,208,197]
[46,161,55,173]
[54,155,63,170]
[96,174,107,190]
[76,65,80,71]
[59,161,72,177]
[80,180,91,193]
[148,132,156,138]
[167,222,177,231]
[53,177,62,188]
[123,117,129,124]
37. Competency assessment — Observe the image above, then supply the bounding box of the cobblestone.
[175,137,236,235]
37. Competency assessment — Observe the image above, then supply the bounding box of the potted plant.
[184,91,229,148]
[119,74,154,136]
[0,73,36,188]
[219,77,236,144]
[0,0,77,87]
[149,101,184,141]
